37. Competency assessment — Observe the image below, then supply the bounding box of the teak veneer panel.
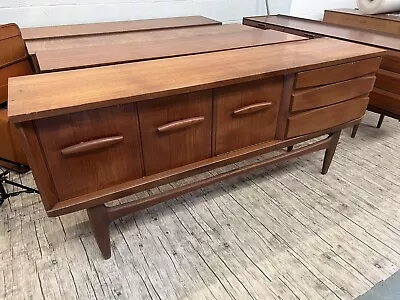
[323,9,400,35]
[286,97,369,138]
[380,51,400,74]
[8,38,385,123]
[138,91,212,175]
[21,16,221,40]
[35,29,305,72]
[294,57,381,89]
[243,15,400,51]
[214,77,283,154]
[0,59,32,102]
[369,88,400,115]
[35,103,144,201]
[375,69,400,94]
[25,24,251,54]
[291,76,376,112]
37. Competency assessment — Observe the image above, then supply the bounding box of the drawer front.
[35,103,143,201]
[295,57,381,89]
[291,76,375,112]
[375,69,400,94]
[215,77,283,154]
[138,90,212,175]
[286,97,369,138]
[380,52,400,74]
[369,88,400,115]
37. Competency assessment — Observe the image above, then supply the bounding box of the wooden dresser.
[323,9,400,35]
[243,14,400,135]
[8,38,384,258]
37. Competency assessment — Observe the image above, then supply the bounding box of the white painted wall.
[0,0,359,28]
[0,0,266,28]
[290,0,357,20]
[268,0,292,15]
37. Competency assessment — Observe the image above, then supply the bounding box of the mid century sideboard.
[243,14,400,136]
[8,38,384,259]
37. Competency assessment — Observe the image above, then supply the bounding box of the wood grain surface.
[25,23,251,54]
[243,14,400,51]
[369,88,400,115]
[294,57,381,89]
[375,69,400,94]
[21,16,221,40]
[138,91,212,175]
[34,103,144,201]
[291,76,376,112]
[35,29,305,72]
[287,97,369,138]
[8,38,384,123]
[214,77,283,154]
[323,9,400,35]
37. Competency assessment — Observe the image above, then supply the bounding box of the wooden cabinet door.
[214,77,283,154]
[35,103,143,201]
[138,90,212,175]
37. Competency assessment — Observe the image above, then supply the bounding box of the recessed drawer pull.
[61,136,124,156]
[233,102,272,116]
[157,117,205,133]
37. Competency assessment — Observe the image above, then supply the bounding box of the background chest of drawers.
[323,9,400,127]
[8,38,383,258]
[243,14,400,134]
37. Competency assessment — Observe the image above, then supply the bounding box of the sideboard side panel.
[17,121,59,210]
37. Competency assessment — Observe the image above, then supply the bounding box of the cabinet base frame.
[87,130,341,259]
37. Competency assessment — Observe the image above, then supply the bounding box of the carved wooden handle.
[233,102,272,116]
[157,117,205,133]
[61,136,124,156]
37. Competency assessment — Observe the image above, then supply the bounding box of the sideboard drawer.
[138,90,212,175]
[380,52,400,74]
[291,76,375,112]
[35,103,144,201]
[295,57,381,89]
[286,97,369,138]
[369,88,400,115]
[214,77,283,154]
[375,69,400,94]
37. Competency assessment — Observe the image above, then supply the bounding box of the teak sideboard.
[8,38,384,259]
[243,14,400,135]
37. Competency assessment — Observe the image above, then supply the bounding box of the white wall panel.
[290,0,356,19]
[0,0,266,27]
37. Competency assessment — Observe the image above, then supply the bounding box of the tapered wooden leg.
[322,131,341,175]
[87,205,111,259]
[351,124,359,138]
[287,145,294,152]
[377,114,385,128]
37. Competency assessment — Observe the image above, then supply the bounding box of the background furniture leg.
[351,124,359,138]
[377,114,385,128]
[87,205,111,259]
[287,145,294,152]
[322,130,341,175]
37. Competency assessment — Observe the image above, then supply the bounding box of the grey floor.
[357,270,400,300]
[1,111,399,300]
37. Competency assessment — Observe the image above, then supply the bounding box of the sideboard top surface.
[21,16,221,40]
[8,37,384,123]
[244,15,400,51]
[35,28,306,72]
